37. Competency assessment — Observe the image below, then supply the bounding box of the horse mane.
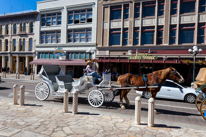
[151,67,170,80]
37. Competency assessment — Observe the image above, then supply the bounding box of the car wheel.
[143,91,151,99]
[185,94,196,103]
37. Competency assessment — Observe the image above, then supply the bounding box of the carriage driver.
[85,60,101,82]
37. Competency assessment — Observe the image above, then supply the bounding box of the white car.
[136,79,199,103]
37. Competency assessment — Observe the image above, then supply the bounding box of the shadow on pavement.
[77,112,100,115]
[0,87,11,90]
[24,104,43,107]
[154,124,181,129]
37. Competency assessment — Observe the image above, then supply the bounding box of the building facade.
[0,11,38,74]
[96,0,206,82]
[33,0,98,77]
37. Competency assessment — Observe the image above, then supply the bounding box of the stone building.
[96,0,206,82]
[31,0,98,77]
[0,10,38,74]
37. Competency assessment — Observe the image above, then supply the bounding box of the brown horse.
[117,66,184,109]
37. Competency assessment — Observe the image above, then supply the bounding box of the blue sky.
[0,0,44,15]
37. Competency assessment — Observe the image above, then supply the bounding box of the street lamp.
[188,46,202,82]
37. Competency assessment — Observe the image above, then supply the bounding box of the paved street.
[0,75,206,131]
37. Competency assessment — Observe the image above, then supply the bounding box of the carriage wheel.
[102,89,115,103]
[88,90,104,108]
[196,93,204,111]
[200,99,206,121]
[35,82,50,101]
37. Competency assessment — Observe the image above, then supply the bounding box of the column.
[25,39,28,51]
[107,6,111,46]
[16,56,19,73]
[195,0,199,44]
[139,2,143,46]
[16,39,19,51]
[154,0,158,45]
[2,40,5,51]
[61,7,67,43]
[25,56,29,74]
[120,4,124,46]
[176,0,181,45]
[8,54,12,73]
[2,56,5,68]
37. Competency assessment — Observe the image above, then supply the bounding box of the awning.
[29,59,86,66]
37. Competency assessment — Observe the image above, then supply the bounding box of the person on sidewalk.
[6,67,10,74]
[85,61,101,82]
[24,67,27,75]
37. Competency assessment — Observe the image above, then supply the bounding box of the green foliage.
[183,60,206,65]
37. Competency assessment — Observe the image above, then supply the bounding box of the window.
[110,6,122,20]
[71,53,74,59]
[41,31,61,44]
[179,24,195,44]
[0,25,2,35]
[134,3,140,18]
[141,27,155,45]
[170,25,177,44]
[0,40,1,51]
[158,1,165,16]
[199,0,206,12]
[68,29,91,43]
[142,2,156,17]
[20,23,26,32]
[68,9,92,24]
[75,53,79,59]
[110,29,121,46]
[49,53,53,59]
[123,28,128,45]
[163,81,179,88]
[85,53,89,59]
[157,26,164,45]
[171,0,178,15]
[5,25,9,34]
[13,39,16,51]
[30,22,33,33]
[41,13,61,26]
[180,0,195,14]
[133,28,139,45]
[13,24,16,34]
[45,53,49,59]
[29,38,33,51]
[19,39,25,51]
[5,39,8,51]
[198,23,205,44]
[80,53,84,59]
[124,5,129,20]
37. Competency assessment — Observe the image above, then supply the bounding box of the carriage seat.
[55,75,74,91]
[48,75,59,91]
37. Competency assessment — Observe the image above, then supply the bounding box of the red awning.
[29,59,86,66]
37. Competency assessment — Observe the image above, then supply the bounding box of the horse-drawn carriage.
[35,65,116,107]
[193,68,206,120]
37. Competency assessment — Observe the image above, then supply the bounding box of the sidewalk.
[0,97,206,137]
[0,73,40,81]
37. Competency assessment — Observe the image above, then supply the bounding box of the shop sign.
[129,53,158,60]
[53,47,66,60]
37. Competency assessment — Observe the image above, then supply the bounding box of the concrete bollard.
[13,84,18,105]
[20,85,25,106]
[135,96,141,125]
[72,91,78,114]
[63,89,69,113]
[148,98,155,127]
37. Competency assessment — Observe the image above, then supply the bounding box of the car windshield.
[163,81,182,88]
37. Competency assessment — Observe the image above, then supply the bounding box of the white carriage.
[35,65,115,107]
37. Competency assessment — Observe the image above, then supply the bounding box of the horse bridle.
[170,69,180,79]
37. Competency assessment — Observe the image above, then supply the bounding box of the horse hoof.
[154,110,158,114]
[121,105,126,109]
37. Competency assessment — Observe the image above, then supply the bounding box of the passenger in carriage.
[85,61,101,82]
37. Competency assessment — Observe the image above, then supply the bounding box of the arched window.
[5,39,8,51]
[23,39,25,51]
[13,39,16,51]
[30,22,33,33]
[29,38,33,51]
[5,25,9,34]
[13,24,16,34]
[0,25,2,35]
[0,40,1,51]
[19,39,22,51]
